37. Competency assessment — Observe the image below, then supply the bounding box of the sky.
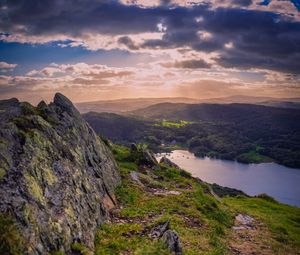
[0,0,300,104]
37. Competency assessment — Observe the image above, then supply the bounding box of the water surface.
[156,150,300,207]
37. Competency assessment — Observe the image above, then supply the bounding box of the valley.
[83,102,300,169]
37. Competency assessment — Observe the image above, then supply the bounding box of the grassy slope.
[93,145,300,255]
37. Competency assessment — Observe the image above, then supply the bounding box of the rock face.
[160,156,180,169]
[0,93,120,254]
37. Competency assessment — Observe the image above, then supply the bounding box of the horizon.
[1,0,300,104]
[2,93,300,105]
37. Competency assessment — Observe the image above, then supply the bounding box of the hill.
[76,96,300,113]
[84,103,300,168]
[130,102,300,124]
[76,97,200,113]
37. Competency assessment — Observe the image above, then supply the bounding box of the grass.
[224,196,300,254]
[237,151,273,164]
[94,144,300,255]
[154,120,193,128]
[95,145,233,255]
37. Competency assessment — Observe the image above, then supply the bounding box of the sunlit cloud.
[0,0,299,102]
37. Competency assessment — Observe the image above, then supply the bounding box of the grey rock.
[160,156,180,168]
[162,230,183,255]
[150,220,170,239]
[142,149,158,167]
[130,143,138,152]
[0,93,120,254]
[150,220,183,254]
[129,171,144,187]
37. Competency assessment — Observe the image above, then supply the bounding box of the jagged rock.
[162,230,183,255]
[160,156,180,168]
[150,221,183,254]
[142,149,158,167]
[130,143,138,152]
[150,220,170,239]
[0,93,120,254]
[130,143,158,168]
[129,171,144,187]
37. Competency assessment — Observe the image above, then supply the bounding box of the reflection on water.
[156,150,300,207]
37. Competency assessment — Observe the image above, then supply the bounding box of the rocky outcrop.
[160,156,180,169]
[150,220,183,255]
[0,93,120,254]
[130,143,158,168]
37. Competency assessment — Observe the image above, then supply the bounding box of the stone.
[142,149,158,167]
[235,214,255,225]
[160,156,180,168]
[129,171,144,186]
[0,93,120,254]
[162,230,183,255]
[150,220,170,239]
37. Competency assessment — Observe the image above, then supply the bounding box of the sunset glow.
[0,0,299,103]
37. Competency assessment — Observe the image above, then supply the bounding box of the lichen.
[0,167,6,179]
[43,167,57,186]
[0,213,25,255]
[65,204,76,220]
[24,173,45,204]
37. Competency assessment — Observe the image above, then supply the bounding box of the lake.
[156,150,300,207]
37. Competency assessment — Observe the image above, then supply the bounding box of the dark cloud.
[118,36,139,50]
[231,0,252,6]
[161,59,212,69]
[1,0,300,74]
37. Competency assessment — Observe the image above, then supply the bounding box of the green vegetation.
[94,144,300,255]
[224,196,300,254]
[0,214,25,255]
[154,120,193,128]
[236,151,272,164]
[84,103,300,168]
[95,145,232,254]
[71,242,90,255]
[0,167,6,179]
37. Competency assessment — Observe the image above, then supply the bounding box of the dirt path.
[228,214,274,255]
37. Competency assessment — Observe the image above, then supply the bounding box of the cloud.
[27,63,134,78]
[161,59,212,69]
[1,0,300,76]
[0,61,17,69]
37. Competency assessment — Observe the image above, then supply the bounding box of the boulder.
[150,220,183,254]
[162,230,183,255]
[160,156,180,168]
[0,93,120,254]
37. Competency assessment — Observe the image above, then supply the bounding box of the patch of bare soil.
[228,214,274,255]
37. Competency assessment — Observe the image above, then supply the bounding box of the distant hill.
[130,102,300,127]
[84,103,300,168]
[258,100,300,109]
[76,97,200,113]
[76,96,300,113]
[83,112,148,142]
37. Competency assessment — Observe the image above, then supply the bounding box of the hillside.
[76,96,300,114]
[83,112,149,142]
[76,97,200,113]
[0,94,120,254]
[93,144,300,254]
[130,102,300,125]
[85,103,300,168]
